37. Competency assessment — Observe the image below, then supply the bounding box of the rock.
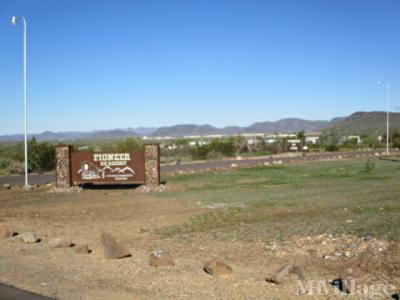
[75,244,90,254]
[48,237,73,248]
[230,163,239,169]
[266,264,304,284]
[20,232,40,243]
[0,225,13,238]
[344,251,352,258]
[338,267,369,294]
[149,250,175,267]
[358,241,369,251]
[100,232,130,259]
[136,184,168,193]
[1,184,11,190]
[362,235,373,242]
[347,243,357,249]
[47,186,82,194]
[204,258,233,277]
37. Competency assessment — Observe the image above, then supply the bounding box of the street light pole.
[11,16,29,189]
[377,81,390,155]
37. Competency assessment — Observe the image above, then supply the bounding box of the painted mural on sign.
[76,153,135,181]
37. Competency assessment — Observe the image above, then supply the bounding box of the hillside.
[150,118,336,137]
[3,112,399,141]
[323,111,400,136]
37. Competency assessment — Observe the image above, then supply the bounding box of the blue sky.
[0,0,399,134]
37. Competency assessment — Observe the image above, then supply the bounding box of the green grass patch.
[156,158,400,241]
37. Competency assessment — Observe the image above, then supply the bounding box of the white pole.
[11,16,29,189]
[385,82,390,155]
[23,17,28,189]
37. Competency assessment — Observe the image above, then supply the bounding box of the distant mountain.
[151,125,221,137]
[150,118,338,137]
[0,127,155,141]
[323,111,400,136]
[6,112,398,141]
[242,118,331,134]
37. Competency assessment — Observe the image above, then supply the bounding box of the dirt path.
[0,187,399,299]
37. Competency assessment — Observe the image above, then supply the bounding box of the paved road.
[0,283,53,300]
[0,150,396,186]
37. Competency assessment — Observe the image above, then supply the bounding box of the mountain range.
[1,112,399,141]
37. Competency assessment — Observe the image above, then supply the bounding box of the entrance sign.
[55,144,160,187]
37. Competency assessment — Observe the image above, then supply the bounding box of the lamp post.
[11,16,29,189]
[377,81,390,155]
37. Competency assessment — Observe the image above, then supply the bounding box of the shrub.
[116,137,142,152]
[325,144,339,152]
[11,138,55,173]
[363,159,375,173]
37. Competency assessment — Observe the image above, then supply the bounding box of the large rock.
[20,232,40,243]
[204,258,233,277]
[48,237,73,248]
[75,244,90,254]
[149,250,175,267]
[100,232,130,259]
[0,225,13,238]
[266,264,304,284]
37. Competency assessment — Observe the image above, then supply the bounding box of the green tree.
[16,137,56,172]
[116,137,142,152]
[321,128,340,152]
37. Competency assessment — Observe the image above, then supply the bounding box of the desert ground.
[0,158,399,299]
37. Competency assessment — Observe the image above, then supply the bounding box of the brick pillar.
[144,144,160,187]
[55,145,72,187]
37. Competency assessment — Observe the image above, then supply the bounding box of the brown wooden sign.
[71,151,145,184]
[55,144,160,187]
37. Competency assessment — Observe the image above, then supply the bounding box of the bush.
[363,159,375,173]
[10,138,55,173]
[116,137,142,152]
[0,159,11,169]
[325,144,339,152]
[190,138,237,160]
[28,138,55,172]
[190,144,211,160]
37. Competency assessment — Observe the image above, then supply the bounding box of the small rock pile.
[47,186,82,194]
[136,184,168,193]
[264,234,389,259]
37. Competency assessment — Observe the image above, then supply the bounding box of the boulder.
[0,225,14,238]
[149,250,175,267]
[0,225,13,238]
[204,258,233,277]
[20,232,40,243]
[266,264,304,284]
[48,237,73,248]
[75,244,90,254]
[100,232,130,259]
